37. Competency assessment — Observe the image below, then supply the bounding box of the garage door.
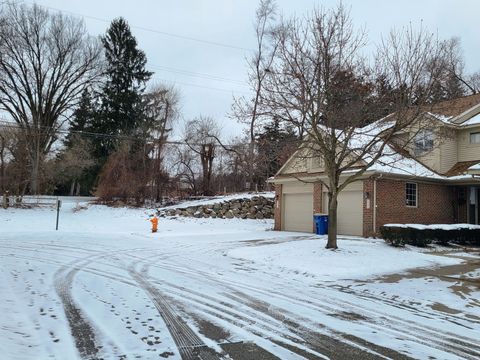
[323,185,363,236]
[283,193,313,232]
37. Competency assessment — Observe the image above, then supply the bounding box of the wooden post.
[56,199,62,230]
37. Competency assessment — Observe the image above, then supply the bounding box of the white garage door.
[323,185,363,236]
[283,193,313,232]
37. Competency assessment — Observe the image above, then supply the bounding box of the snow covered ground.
[1,197,479,359]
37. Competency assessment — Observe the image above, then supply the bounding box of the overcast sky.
[32,0,480,139]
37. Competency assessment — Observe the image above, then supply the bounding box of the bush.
[380,226,432,247]
[452,228,480,245]
[380,224,480,247]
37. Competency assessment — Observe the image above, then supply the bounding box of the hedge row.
[380,225,480,247]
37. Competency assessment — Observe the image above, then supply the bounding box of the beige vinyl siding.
[281,158,308,174]
[439,135,458,173]
[282,183,314,233]
[281,148,309,174]
[309,156,324,172]
[416,149,440,171]
[322,182,363,236]
[457,126,480,162]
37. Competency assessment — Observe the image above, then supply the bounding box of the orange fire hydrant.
[149,216,158,233]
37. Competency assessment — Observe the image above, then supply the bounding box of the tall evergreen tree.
[64,88,96,148]
[256,118,297,182]
[93,17,153,158]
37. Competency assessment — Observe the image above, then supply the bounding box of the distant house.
[269,94,480,237]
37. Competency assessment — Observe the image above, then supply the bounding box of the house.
[269,94,480,237]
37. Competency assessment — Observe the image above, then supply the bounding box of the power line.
[12,2,253,96]
[27,1,254,52]
[0,119,301,148]
[0,119,227,146]
[147,64,248,86]
[149,75,250,95]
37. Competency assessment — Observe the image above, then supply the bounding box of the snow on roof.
[426,112,454,124]
[363,146,442,178]
[460,112,480,126]
[468,163,480,171]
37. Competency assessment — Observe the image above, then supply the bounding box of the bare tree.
[0,2,102,194]
[172,144,200,196]
[0,125,29,195]
[231,0,278,189]
[0,125,10,192]
[54,135,95,195]
[440,37,479,95]
[142,84,180,201]
[261,4,446,248]
[95,142,149,205]
[184,116,221,196]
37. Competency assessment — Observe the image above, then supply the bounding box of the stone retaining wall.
[158,196,274,219]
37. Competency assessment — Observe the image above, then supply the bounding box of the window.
[470,132,480,144]
[311,156,324,169]
[406,183,418,207]
[414,130,434,155]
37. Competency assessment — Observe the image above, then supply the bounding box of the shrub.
[380,225,480,247]
[453,228,480,245]
[380,226,432,247]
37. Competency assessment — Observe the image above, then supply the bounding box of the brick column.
[313,182,322,213]
[363,179,374,237]
[274,184,282,230]
[313,182,322,232]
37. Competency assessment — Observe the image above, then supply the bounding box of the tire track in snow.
[127,262,220,360]
[9,240,477,359]
[141,264,400,360]
[54,256,102,359]
[136,255,376,360]
[53,248,151,359]
[140,255,480,360]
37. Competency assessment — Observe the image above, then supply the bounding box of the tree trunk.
[248,141,255,191]
[30,152,40,195]
[70,180,76,196]
[0,142,4,193]
[326,191,338,249]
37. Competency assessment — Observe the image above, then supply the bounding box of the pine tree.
[64,88,96,148]
[256,118,298,182]
[93,17,153,158]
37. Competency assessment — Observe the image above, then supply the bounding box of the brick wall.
[366,179,456,236]
[313,182,323,231]
[274,184,282,230]
[363,180,374,237]
[455,186,468,223]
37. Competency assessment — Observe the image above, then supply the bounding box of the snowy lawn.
[228,237,461,281]
[1,197,479,360]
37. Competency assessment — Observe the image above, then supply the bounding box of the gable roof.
[429,93,480,119]
[272,93,480,183]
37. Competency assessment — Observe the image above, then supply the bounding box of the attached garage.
[322,182,364,236]
[282,183,314,232]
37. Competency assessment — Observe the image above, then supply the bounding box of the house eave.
[268,169,480,186]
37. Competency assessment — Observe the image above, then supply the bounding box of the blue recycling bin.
[314,214,328,235]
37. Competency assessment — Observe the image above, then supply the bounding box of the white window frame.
[405,182,418,208]
[414,130,434,155]
[470,132,480,144]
